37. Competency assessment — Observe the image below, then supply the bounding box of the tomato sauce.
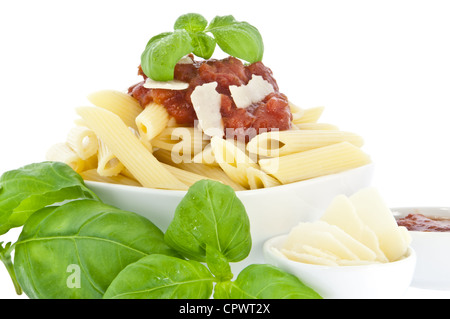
[128,56,292,140]
[396,213,450,232]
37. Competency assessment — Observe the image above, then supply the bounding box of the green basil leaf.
[205,245,233,282]
[190,31,216,59]
[104,254,214,299]
[140,30,193,81]
[164,180,251,263]
[174,13,208,32]
[229,264,322,299]
[207,15,264,63]
[0,161,99,235]
[14,200,179,299]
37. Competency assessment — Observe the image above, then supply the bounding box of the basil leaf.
[190,31,216,59]
[104,254,214,299]
[174,13,215,59]
[0,161,99,235]
[229,264,322,299]
[164,180,251,263]
[207,15,264,63]
[140,30,193,81]
[14,200,179,299]
[205,245,233,282]
[174,13,208,32]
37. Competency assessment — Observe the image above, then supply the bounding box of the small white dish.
[393,207,450,290]
[86,163,374,271]
[263,234,416,299]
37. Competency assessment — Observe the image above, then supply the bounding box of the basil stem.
[0,242,22,295]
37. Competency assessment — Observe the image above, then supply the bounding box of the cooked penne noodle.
[289,101,304,122]
[66,126,99,160]
[191,143,218,166]
[166,117,183,127]
[74,118,88,127]
[247,130,364,157]
[46,143,85,173]
[87,90,142,130]
[128,126,152,151]
[152,149,246,191]
[211,136,259,189]
[292,106,325,124]
[259,142,371,184]
[151,126,208,159]
[81,169,142,187]
[296,123,339,130]
[136,102,170,142]
[161,163,213,187]
[97,138,124,176]
[76,106,188,190]
[246,166,281,189]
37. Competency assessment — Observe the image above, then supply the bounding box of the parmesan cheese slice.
[143,78,189,90]
[190,82,224,137]
[229,75,275,109]
[320,195,388,262]
[349,187,410,262]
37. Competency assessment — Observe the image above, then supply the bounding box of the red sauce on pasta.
[128,56,292,140]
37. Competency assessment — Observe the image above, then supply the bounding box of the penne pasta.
[296,123,339,130]
[74,118,88,127]
[211,136,259,189]
[191,143,218,166]
[97,138,124,177]
[46,143,85,173]
[246,166,281,190]
[161,163,213,187]
[87,90,143,130]
[81,169,142,187]
[259,142,371,184]
[151,126,208,160]
[153,149,246,191]
[135,102,170,142]
[292,106,325,124]
[247,130,364,157]
[66,126,99,160]
[289,101,304,122]
[76,106,188,190]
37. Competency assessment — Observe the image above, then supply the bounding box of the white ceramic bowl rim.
[85,163,374,197]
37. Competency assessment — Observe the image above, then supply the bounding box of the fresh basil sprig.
[140,13,264,81]
[105,180,320,299]
[0,161,99,235]
[0,163,321,299]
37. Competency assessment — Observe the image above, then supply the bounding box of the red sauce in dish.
[128,56,292,140]
[396,213,450,232]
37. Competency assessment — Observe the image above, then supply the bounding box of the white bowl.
[263,234,416,299]
[86,163,374,272]
[393,207,450,290]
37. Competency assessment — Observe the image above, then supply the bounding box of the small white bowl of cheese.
[263,187,416,299]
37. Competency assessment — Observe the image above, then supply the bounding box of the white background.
[1,0,450,299]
